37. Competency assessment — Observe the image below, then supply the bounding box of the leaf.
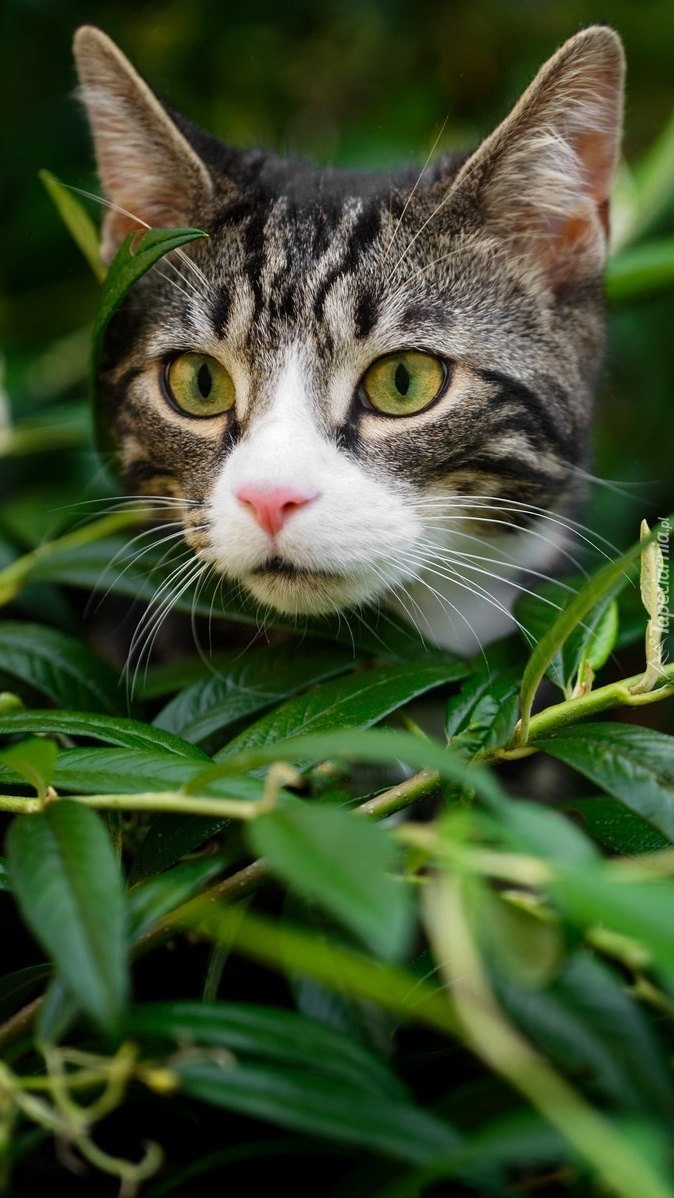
[176,1058,461,1166]
[39,170,105,280]
[516,579,619,696]
[22,532,260,622]
[203,726,506,809]
[190,901,458,1038]
[445,649,522,754]
[154,643,356,744]
[0,622,123,714]
[217,659,469,758]
[7,801,128,1034]
[126,813,242,886]
[607,236,674,303]
[0,710,210,760]
[126,859,225,942]
[129,1000,406,1098]
[0,748,261,799]
[539,723,674,841]
[496,951,674,1121]
[613,102,674,248]
[518,516,673,739]
[248,798,413,959]
[0,963,52,1024]
[37,977,82,1046]
[552,864,674,979]
[565,797,670,855]
[0,737,57,799]
[92,227,207,463]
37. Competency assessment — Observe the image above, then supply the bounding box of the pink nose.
[236,484,318,537]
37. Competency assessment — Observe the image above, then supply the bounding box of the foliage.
[3,6,674,1196]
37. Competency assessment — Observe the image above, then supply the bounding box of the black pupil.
[197,362,212,399]
[394,363,410,396]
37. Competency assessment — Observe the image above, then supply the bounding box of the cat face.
[75,26,624,651]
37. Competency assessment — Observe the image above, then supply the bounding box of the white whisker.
[380,116,449,268]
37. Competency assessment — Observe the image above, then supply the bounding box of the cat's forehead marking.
[206,190,389,355]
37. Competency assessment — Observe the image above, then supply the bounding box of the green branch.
[0,512,144,608]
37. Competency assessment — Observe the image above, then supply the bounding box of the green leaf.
[39,170,105,281]
[565,797,670,855]
[127,859,225,942]
[0,963,52,1024]
[518,516,673,739]
[614,104,674,247]
[21,533,258,621]
[0,737,57,799]
[218,659,469,758]
[0,710,210,760]
[126,813,242,885]
[176,1058,461,1166]
[189,901,458,1038]
[445,649,522,754]
[37,977,82,1046]
[7,800,128,1034]
[129,1000,406,1098]
[203,725,505,809]
[154,643,357,745]
[91,226,207,462]
[607,237,674,303]
[540,724,674,841]
[516,579,619,696]
[0,622,123,714]
[496,952,674,1121]
[553,865,674,979]
[248,798,413,959]
[0,748,261,799]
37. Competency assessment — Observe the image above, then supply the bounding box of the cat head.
[74,25,624,651]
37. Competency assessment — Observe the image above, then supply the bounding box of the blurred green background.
[2,0,674,545]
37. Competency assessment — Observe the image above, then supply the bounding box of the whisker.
[410,494,620,559]
[380,116,449,268]
[397,544,568,614]
[125,556,209,699]
[86,524,191,615]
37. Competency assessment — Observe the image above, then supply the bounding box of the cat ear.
[448,26,624,291]
[73,26,214,263]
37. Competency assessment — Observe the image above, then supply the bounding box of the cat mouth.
[251,556,343,584]
[243,555,372,615]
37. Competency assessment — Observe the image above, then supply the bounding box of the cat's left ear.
[74,26,214,263]
[447,26,624,291]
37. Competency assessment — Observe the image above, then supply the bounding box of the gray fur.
[74,25,624,649]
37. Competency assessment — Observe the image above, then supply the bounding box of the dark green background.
[3,0,674,540]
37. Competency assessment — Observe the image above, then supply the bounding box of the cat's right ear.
[73,27,214,263]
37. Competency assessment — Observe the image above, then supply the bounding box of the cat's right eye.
[163,353,235,418]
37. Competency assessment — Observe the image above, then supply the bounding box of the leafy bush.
[2,52,674,1198]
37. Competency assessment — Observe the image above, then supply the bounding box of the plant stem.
[0,512,143,608]
[425,872,674,1198]
[501,664,674,756]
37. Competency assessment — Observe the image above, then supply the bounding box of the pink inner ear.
[98,179,190,261]
[576,129,617,206]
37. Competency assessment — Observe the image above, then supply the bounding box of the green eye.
[164,353,235,417]
[360,351,447,416]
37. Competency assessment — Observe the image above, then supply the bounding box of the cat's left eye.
[164,353,235,417]
[359,351,447,416]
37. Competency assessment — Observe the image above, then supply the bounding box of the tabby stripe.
[477,370,578,462]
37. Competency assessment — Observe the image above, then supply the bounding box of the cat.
[73,24,624,655]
